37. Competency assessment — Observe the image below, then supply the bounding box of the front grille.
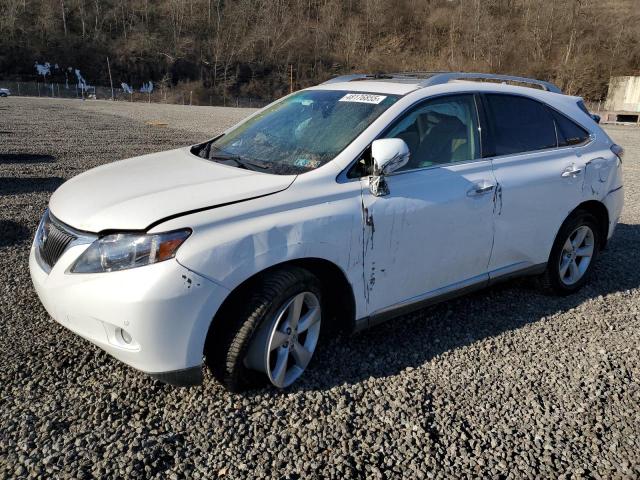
[38,214,78,268]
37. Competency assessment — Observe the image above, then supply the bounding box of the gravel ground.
[73,98,258,136]
[1,96,639,479]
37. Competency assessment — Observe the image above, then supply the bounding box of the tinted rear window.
[552,111,590,146]
[485,94,557,156]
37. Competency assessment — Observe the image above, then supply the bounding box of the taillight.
[611,144,624,162]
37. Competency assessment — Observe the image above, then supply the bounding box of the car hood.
[49,147,296,232]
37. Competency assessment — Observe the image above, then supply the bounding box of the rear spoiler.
[577,100,601,124]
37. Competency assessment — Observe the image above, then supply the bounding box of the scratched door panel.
[360,160,496,315]
[489,148,584,273]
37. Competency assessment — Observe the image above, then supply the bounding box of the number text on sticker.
[339,93,387,104]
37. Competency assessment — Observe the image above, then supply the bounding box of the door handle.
[561,165,582,177]
[467,181,495,197]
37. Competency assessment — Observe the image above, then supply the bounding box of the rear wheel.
[206,266,323,392]
[539,211,600,295]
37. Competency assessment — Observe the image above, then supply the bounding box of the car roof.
[307,80,419,95]
[306,79,581,108]
[308,72,566,98]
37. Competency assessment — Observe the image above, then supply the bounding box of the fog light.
[117,328,132,344]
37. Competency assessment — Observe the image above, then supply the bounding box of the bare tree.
[60,0,67,36]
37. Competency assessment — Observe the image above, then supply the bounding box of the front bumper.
[29,241,230,385]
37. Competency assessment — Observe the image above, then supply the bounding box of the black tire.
[0,93,7,98]
[538,210,601,295]
[205,266,323,392]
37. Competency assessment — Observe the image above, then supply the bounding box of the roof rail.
[415,72,562,93]
[321,71,562,93]
[321,73,394,84]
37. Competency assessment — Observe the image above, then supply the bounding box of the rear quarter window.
[484,94,557,156]
[550,110,590,146]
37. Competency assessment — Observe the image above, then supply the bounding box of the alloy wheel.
[559,225,595,286]
[245,291,321,388]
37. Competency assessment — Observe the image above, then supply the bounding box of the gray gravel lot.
[1,96,639,479]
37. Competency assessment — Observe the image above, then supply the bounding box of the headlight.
[70,229,191,273]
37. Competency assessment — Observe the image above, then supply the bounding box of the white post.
[106,56,114,100]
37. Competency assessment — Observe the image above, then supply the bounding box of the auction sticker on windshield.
[339,93,387,104]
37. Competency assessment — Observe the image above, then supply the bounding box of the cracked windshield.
[198,90,399,174]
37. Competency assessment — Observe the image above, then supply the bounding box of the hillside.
[1,0,639,101]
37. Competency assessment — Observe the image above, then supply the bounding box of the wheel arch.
[571,200,610,248]
[204,257,357,355]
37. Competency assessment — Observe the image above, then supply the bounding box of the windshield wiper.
[209,152,271,171]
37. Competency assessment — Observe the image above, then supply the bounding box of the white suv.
[30,72,624,391]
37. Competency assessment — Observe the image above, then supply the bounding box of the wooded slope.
[1,0,639,100]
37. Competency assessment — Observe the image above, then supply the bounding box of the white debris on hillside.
[75,69,90,91]
[140,81,154,93]
[35,62,51,77]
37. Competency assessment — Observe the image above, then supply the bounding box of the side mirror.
[372,138,410,175]
[369,138,410,197]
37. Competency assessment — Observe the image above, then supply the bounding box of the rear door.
[483,93,588,276]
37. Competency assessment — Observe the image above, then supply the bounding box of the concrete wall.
[604,76,640,113]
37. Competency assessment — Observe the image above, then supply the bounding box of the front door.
[360,94,496,316]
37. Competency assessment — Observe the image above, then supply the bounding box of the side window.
[551,110,590,146]
[384,95,480,171]
[485,94,557,156]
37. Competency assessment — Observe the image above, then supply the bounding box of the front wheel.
[539,211,600,295]
[206,266,323,392]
